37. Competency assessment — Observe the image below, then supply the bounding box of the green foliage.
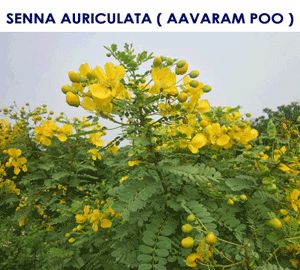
[0,45,299,270]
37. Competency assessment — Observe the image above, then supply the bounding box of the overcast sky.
[0,33,299,120]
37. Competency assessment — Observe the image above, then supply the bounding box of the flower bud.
[189,70,200,78]
[68,237,76,244]
[189,80,199,88]
[178,92,188,103]
[153,56,162,67]
[166,58,174,65]
[205,232,217,245]
[240,194,248,201]
[66,92,80,107]
[186,214,196,223]
[175,63,189,75]
[181,224,193,233]
[68,71,81,83]
[268,218,282,229]
[181,237,194,248]
[61,85,73,94]
[176,60,186,68]
[203,85,212,93]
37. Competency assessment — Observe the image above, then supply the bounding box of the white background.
[0,0,300,32]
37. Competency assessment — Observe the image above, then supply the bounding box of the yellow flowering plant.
[0,44,299,270]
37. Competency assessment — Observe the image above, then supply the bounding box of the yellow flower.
[176,62,189,75]
[18,217,26,227]
[119,175,129,184]
[196,99,211,113]
[177,124,194,138]
[234,126,258,145]
[93,63,128,99]
[288,189,300,212]
[188,133,207,154]
[75,214,87,224]
[0,179,20,195]
[100,219,112,229]
[57,124,73,142]
[90,84,113,102]
[278,163,296,175]
[0,164,7,177]
[128,160,141,167]
[6,148,22,158]
[108,144,119,154]
[89,209,101,222]
[150,67,178,96]
[88,148,102,161]
[34,120,58,146]
[206,123,230,147]
[81,97,96,111]
[4,148,27,175]
[75,205,91,224]
[185,253,200,268]
[79,63,91,76]
[89,133,104,148]
[196,239,212,261]
[290,259,299,269]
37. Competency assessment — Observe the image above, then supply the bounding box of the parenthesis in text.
[157,13,162,27]
[288,13,294,27]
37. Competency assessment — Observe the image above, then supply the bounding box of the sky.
[0,33,299,121]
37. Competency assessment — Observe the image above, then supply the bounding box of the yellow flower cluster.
[288,189,300,213]
[3,148,27,175]
[16,196,28,211]
[63,63,131,114]
[180,215,216,268]
[154,111,258,154]
[278,161,299,176]
[150,69,211,117]
[86,122,107,160]
[0,156,22,195]
[75,205,119,232]
[186,239,213,268]
[34,120,73,146]
[0,178,20,195]
[0,119,23,151]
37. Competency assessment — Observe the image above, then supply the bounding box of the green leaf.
[138,264,152,270]
[138,254,152,263]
